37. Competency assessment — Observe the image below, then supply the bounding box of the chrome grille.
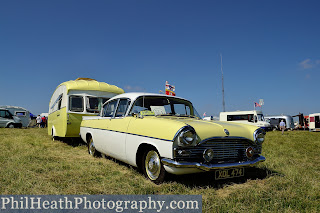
[174,138,261,163]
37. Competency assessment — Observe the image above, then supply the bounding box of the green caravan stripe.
[84,127,173,142]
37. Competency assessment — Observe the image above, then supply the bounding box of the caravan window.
[227,114,254,122]
[86,97,110,113]
[15,111,26,116]
[69,96,84,112]
[50,94,63,111]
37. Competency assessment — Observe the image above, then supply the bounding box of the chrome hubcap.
[145,150,161,180]
[89,140,95,155]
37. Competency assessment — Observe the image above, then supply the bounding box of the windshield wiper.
[156,114,175,117]
[175,114,199,119]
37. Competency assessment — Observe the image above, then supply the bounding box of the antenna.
[221,54,226,112]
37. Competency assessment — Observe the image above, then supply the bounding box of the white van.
[0,106,31,127]
[309,113,320,132]
[48,78,124,139]
[220,110,271,130]
[265,115,295,131]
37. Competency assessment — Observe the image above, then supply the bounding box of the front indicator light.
[246,147,254,159]
[203,149,214,162]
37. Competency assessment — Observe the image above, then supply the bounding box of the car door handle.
[57,114,60,117]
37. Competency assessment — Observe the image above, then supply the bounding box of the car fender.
[125,134,173,167]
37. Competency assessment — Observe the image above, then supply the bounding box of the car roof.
[108,92,189,102]
[0,105,29,111]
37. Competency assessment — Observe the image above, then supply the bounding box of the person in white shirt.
[279,120,286,135]
[36,115,42,128]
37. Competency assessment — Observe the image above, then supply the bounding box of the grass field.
[0,128,319,212]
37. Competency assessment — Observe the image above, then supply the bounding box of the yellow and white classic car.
[80,93,266,184]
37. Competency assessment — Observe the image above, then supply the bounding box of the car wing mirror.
[131,112,141,118]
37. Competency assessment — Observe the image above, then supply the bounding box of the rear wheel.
[142,149,166,184]
[88,137,100,157]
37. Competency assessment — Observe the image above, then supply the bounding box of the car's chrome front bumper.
[161,156,266,172]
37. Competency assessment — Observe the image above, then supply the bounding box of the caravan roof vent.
[75,78,96,81]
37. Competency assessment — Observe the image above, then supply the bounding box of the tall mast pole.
[221,54,226,112]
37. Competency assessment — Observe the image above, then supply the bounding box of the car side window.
[0,110,5,118]
[115,99,131,117]
[0,110,12,119]
[102,100,118,117]
[5,111,11,118]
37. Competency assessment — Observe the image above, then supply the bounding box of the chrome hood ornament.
[224,129,230,136]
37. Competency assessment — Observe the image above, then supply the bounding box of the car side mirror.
[131,112,137,117]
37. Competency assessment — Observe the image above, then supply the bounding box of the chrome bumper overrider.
[161,156,266,171]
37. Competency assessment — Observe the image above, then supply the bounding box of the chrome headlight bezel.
[174,125,198,147]
[253,128,266,144]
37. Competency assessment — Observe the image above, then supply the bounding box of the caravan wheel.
[51,128,57,141]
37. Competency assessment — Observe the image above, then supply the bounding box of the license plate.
[215,168,244,180]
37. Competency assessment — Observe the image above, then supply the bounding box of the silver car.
[0,108,22,128]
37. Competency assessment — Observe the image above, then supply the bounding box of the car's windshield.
[0,110,13,119]
[257,114,264,121]
[86,97,109,113]
[130,96,201,118]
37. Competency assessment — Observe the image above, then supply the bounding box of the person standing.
[36,115,41,128]
[41,116,47,128]
[279,119,286,135]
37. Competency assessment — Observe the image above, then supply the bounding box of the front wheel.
[88,137,100,157]
[142,149,166,184]
[7,123,14,128]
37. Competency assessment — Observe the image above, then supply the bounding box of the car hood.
[156,116,258,142]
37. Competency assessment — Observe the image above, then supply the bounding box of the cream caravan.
[220,110,271,130]
[309,113,320,132]
[48,78,124,139]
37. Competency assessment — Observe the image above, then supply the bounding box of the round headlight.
[203,149,214,162]
[176,126,197,147]
[256,133,265,144]
[254,128,265,144]
[178,129,196,146]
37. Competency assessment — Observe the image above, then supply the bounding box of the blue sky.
[1,0,319,117]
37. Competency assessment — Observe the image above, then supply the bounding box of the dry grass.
[0,128,319,212]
